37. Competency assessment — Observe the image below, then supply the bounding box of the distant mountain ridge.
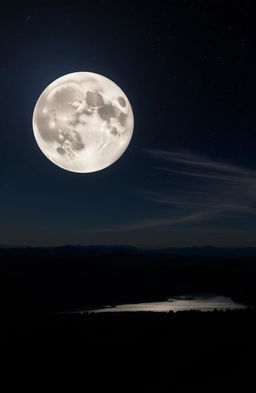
[1,245,256,256]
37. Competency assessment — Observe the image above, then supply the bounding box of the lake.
[74,295,247,314]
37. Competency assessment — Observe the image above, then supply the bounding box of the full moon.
[32,72,134,173]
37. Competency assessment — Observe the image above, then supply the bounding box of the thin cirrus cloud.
[143,148,256,225]
[85,149,256,235]
[143,149,249,176]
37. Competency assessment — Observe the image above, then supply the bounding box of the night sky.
[1,1,256,247]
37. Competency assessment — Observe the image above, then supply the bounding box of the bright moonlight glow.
[32,72,134,173]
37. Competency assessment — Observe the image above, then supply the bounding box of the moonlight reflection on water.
[71,295,247,314]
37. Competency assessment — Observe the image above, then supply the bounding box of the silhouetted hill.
[2,245,256,256]
[157,245,256,257]
[0,246,256,311]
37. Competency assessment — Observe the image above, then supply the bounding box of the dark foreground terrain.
[1,246,256,391]
[1,309,256,392]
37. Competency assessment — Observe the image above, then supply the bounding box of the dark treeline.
[0,246,256,311]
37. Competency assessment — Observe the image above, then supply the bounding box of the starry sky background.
[1,0,256,247]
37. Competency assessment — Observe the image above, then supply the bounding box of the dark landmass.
[1,246,256,391]
[1,309,256,392]
[0,246,256,311]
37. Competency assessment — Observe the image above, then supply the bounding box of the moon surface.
[32,72,134,173]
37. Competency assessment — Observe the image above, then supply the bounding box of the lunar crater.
[118,96,126,107]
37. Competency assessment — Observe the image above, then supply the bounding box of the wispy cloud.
[82,149,256,235]
[79,209,220,236]
[143,148,250,176]
[143,149,256,224]
[156,167,240,182]
[105,210,219,232]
